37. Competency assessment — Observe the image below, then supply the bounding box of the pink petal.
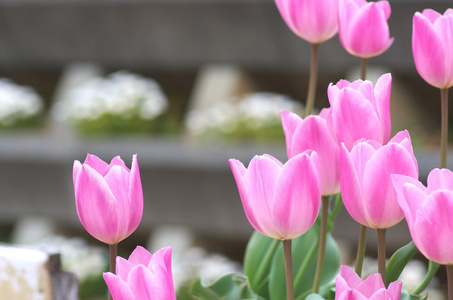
[116,256,136,281]
[356,273,385,297]
[126,155,143,237]
[280,110,302,158]
[376,1,391,19]
[148,254,176,300]
[387,281,403,300]
[127,265,154,299]
[84,153,109,175]
[339,265,363,288]
[433,14,453,88]
[426,168,453,192]
[129,246,152,266]
[422,9,442,24]
[273,152,321,239]
[103,272,136,300]
[149,247,175,297]
[73,160,82,188]
[374,73,392,143]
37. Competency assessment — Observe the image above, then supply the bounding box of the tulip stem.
[440,88,449,169]
[283,239,295,300]
[304,43,319,118]
[360,58,367,80]
[447,265,453,300]
[109,243,118,300]
[313,195,329,293]
[377,228,387,283]
[412,261,440,295]
[355,225,367,276]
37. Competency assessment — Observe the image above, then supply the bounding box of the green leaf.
[385,241,418,286]
[268,224,340,300]
[244,232,280,299]
[190,273,265,300]
[400,288,428,300]
[305,293,327,300]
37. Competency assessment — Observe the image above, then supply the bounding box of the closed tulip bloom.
[103,246,176,300]
[274,0,339,44]
[229,152,321,240]
[73,154,143,244]
[393,169,453,265]
[281,109,340,195]
[412,9,453,89]
[340,130,418,229]
[339,0,394,58]
[328,73,392,150]
[335,265,402,300]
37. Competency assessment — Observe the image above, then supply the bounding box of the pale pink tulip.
[274,0,339,44]
[281,109,340,195]
[393,169,453,265]
[335,265,402,300]
[328,73,392,150]
[103,246,176,300]
[339,0,394,58]
[412,9,453,89]
[73,154,143,244]
[340,130,418,229]
[229,152,321,240]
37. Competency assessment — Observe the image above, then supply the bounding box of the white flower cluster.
[34,236,107,282]
[0,79,43,126]
[53,71,168,122]
[186,92,303,136]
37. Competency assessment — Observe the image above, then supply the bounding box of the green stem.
[377,229,387,284]
[283,240,295,300]
[412,261,440,295]
[304,43,319,118]
[355,225,367,276]
[441,88,449,169]
[360,58,367,80]
[109,243,118,300]
[313,195,329,293]
[447,265,453,300]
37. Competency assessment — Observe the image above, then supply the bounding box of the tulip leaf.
[305,293,327,300]
[268,224,340,300]
[244,232,280,299]
[190,273,265,300]
[400,289,428,300]
[385,241,418,286]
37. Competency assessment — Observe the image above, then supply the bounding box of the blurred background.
[0,0,451,298]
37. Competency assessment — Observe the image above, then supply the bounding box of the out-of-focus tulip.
[393,168,453,265]
[338,0,394,58]
[274,0,339,44]
[412,9,453,89]
[340,130,418,229]
[335,265,402,299]
[229,152,321,240]
[281,109,340,195]
[73,154,143,245]
[103,246,176,300]
[328,73,392,150]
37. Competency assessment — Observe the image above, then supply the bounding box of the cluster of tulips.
[70,0,453,299]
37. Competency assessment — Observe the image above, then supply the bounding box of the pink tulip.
[328,73,392,150]
[335,265,402,299]
[339,0,394,58]
[281,109,340,195]
[340,130,418,229]
[393,168,453,265]
[73,154,143,244]
[103,246,176,300]
[229,152,321,240]
[412,9,453,89]
[274,0,339,44]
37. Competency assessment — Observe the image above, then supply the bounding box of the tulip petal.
[273,152,321,239]
[84,153,109,175]
[129,246,152,266]
[73,160,82,187]
[426,168,453,192]
[422,9,442,24]
[433,14,453,88]
[387,281,403,300]
[116,256,136,281]
[356,273,385,297]
[127,265,154,299]
[374,73,392,143]
[104,272,136,300]
[280,110,302,158]
[149,246,175,297]
[127,155,143,237]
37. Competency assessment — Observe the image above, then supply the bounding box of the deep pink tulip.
[274,0,339,44]
[328,73,392,150]
[335,265,402,300]
[281,109,340,195]
[340,130,418,229]
[393,169,453,265]
[339,0,394,58]
[73,154,143,244]
[103,246,176,300]
[412,9,453,89]
[229,152,321,240]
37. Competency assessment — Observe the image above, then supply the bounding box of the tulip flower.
[73,154,143,245]
[340,130,418,229]
[274,0,339,44]
[103,246,176,300]
[338,0,394,59]
[335,265,402,300]
[281,110,340,195]
[229,152,321,240]
[412,9,453,89]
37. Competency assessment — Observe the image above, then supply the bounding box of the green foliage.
[386,241,418,286]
